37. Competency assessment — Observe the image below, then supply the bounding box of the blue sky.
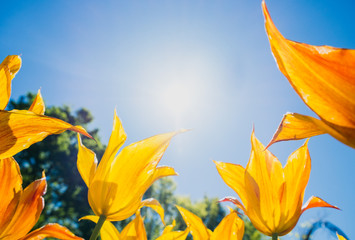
[1,0,354,239]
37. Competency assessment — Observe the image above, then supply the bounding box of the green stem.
[272,233,278,240]
[89,215,106,240]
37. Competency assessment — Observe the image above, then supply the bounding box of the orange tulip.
[77,110,181,223]
[176,205,244,240]
[262,1,355,149]
[0,157,83,240]
[214,131,338,237]
[0,55,92,158]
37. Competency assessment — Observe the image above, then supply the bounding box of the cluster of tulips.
[0,1,353,239]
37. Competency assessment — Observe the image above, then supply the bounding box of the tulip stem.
[272,233,278,240]
[89,215,106,240]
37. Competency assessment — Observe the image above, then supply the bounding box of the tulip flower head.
[176,205,244,240]
[262,1,355,149]
[0,55,92,159]
[214,132,339,237]
[0,157,83,240]
[77,110,180,222]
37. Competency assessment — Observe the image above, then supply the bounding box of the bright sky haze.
[1,0,354,239]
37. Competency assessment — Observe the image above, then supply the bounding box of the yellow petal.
[0,110,92,159]
[89,131,178,220]
[0,157,22,231]
[140,198,165,225]
[156,227,190,240]
[20,223,83,240]
[337,233,347,240]
[28,89,45,115]
[161,220,176,234]
[176,205,210,240]
[99,109,127,172]
[278,140,311,235]
[263,1,355,148]
[210,211,244,240]
[77,134,97,187]
[245,131,284,232]
[213,161,247,211]
[0,55,21,110]
[301,196,339,214]
[0,173,46,239]
[80,215,121,240]
[263,1,355,128]
[120,211,147,240]
[267,113,355,149]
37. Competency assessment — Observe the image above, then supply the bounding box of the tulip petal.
[176,205,210,240]
[246,131,284,231]
[28,89,45,115]
[0,173,46,239]
[141,198,165,225]
[77,134,98,187]
[337,233,347,240]
[266,113,326,148]
[301,196,339,214]
[211,211,244,240]
[120,211,147,240]
[156,227,190,240]
[99,109,127,171]
[0,110,92,159]
[0,55,21,110]
[90,131,179,220]
[219,197,246,212]
[213,161,248,210]
[0,157,22,231]
[20,223,83,240]
[263,1,355,128]
[267,113,355,149]
[80,215,121,240]
[279,140,311,235]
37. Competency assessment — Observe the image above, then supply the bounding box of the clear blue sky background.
[1,0,354,239]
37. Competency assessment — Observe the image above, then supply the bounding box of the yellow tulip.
[214,131,338,237]
[77,110,180,223]
[262,1,355,149]
[0,157,83,240]
[0,55,92,158]
[176,205,244,240]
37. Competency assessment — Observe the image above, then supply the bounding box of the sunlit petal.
[0,157,22,231]
[246,131,284,230]
[263,0,355,148]
[176,205,210,240]
[0,55,21,110]
[0,173,46,239]
[156,227,189,240]
[28,89,45,115]
[210,211,244,240]
[214,161,248,210]
[20,223,83,240]
[77,134,97,187]
[301,196,339,214]
[0,110,92,159]
[99,109,127,172]
[263,1,355,127]
[140,198,165,225]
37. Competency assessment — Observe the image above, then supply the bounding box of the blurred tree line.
[11,92,263,240]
